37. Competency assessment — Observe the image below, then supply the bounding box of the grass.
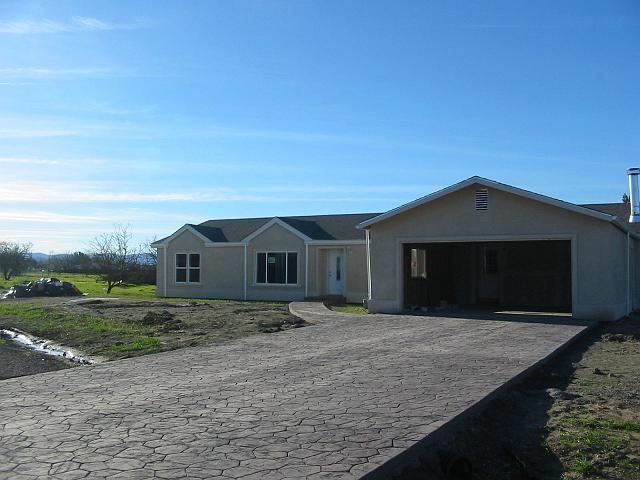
[0,288,297,361]
[0,302,153,359]
[570,417,640,433]
[0,271,300,363]
[0,272,156,297]
[0,338,5,346]
[570,457,597,476]
[111,337,161,352]
[330,303,368,314]
[567,429,621,452]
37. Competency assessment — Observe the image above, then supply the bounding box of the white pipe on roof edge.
[628,168,640,223]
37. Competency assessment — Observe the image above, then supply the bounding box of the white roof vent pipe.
[628,168,640,223]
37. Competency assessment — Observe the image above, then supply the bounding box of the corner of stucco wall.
[366,299,402,314]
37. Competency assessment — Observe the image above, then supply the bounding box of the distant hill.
[30,252,156,265]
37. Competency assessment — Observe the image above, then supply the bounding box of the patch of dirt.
[0,339,72,380]
[0,298,307,368]
[396,315,640,480]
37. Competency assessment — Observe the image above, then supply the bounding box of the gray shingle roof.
[193,213,381,242]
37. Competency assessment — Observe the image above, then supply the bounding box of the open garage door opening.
[403,240,572,313]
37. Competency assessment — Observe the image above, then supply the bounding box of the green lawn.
[0,272,157,297]
[0,272,301,362]
[330,303,368,314]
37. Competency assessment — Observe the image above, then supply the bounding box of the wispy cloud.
[0,128,78,138]
[0,16,148,34]
[0,67,113,79]
[0,181,423,204]
[0,211,101,223]
[462,17,640,30]
[0,66,165,81]
[0,157,62,166]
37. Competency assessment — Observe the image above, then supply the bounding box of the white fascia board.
[305,240,366,245]
[357,176,615,229]
[612,218,640,239]
[150,224,213,247]
[241,217,312,243]
[205,242,246,247]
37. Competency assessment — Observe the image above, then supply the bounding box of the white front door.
[327,250,344,295]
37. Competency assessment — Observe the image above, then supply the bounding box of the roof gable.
[242,218,312,243]
[151,224,215,247]
[152,212,381,247]
[357,176,615,229]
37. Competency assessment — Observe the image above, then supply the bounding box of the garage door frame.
[394,234,578,313]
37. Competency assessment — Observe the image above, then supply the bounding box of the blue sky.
[1,1,639,252]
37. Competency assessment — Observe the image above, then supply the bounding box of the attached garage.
[403,240,572,312]
[359,176,640,322]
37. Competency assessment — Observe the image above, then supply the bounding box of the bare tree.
[0,241,33,280]
[145,236,158,266]
[89,225,142,293]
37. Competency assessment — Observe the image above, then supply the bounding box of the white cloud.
[0,181,422,204]
[0,67,112,79]
[0,128,78,138]
[0,157,62,166]
[0,211,101,223]
[0,16,147,34]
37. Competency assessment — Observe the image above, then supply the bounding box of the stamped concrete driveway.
[0,303,591,480]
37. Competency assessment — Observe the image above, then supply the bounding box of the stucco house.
[152,213,377,303]
[153,173,640,321]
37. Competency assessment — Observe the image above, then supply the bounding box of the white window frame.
[175,252,201,284]
[255,250,298,286]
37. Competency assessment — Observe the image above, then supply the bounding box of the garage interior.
[403,240,572,313]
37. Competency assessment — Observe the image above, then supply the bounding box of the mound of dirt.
[141,310,184,332]
[142,310,174,325]
[258,316,305,333]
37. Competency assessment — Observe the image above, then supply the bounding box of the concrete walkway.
[0,303,592,479]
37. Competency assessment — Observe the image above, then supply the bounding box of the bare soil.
[397,315,640,480]
[0,339,72,380]
[0,297,305,379]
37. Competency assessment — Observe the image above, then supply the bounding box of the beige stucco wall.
[633,237,640,312]
[156,229,244,299]
[366,184,631,321]
[345,244,368,303]
[156,224,369,303]
[307,244,367,303]
[246,224,306,301]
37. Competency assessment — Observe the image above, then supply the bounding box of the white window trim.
[175,252,202,285]
[254,250,299,286]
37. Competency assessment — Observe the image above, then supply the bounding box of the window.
[410,248,427,279]
[176,253,200,283]
[483,248,498,274]
[475,189,489,210]
[256,251,298,285]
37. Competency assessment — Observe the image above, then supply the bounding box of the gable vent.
[475,189,489,210]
